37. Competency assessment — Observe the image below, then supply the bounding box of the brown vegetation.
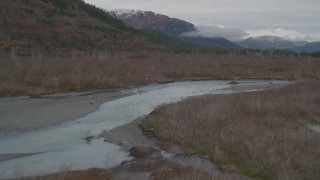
[141,81,320,179]
[152,166,214,180]
[22,168,110,180]
[1,51,319,97]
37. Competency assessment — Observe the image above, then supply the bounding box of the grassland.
[1,51,319,97]
[22,168,110,180]
[2,49,319,179]
[141,80,320,179]
[151,166,214,180]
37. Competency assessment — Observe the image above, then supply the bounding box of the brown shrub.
[141,81,320,179]
[21,168,110,180]
[0,51,319,97]
[152,166,215,180]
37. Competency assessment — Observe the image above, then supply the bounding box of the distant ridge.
[236,36,297,49]
[291,41,320,52]
[181,37,242,49]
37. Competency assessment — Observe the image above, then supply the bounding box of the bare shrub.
[141,81,320,179]
[152,166,215,180]
[21,168,110,180]
[0,51,319,97]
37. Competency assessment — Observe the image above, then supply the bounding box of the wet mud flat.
[0,88,132,135]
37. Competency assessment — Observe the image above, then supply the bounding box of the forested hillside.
[0,0,169,53]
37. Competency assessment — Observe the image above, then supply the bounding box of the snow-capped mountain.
[108,9,241,49]
[109,9,196,36]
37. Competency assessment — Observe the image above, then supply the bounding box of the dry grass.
[141,81,320,179]
[21,168,110,180]
[1,51,319,97]
[152,166,215,180]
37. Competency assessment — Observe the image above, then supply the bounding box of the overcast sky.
[84,0,320,41]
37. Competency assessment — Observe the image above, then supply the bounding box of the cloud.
[84,0,320,41]
[182,25,247,41]
[245,28,316,42]
[183,26,320,42]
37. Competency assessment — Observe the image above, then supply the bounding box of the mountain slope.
[0,0,168,52]
[292,41,320,52]
[109,9,195,36]
[236,36,297,49]
[181,37,242,49]
[109,9,241,49]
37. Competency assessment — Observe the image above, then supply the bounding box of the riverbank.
[1,52,319,97]
[0,88,131,135]
[140,80,320,179]
[0,80,290,179]
[0,80,288,136]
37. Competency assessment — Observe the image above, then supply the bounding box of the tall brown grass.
[21,168,110,180]
[152,166,215,180]
[141,81,320,179]
[0,51,319,97]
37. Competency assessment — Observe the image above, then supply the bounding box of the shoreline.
[96,80,292,179]
[0,89,132,136]
[0,80,292,179]
[0,79,289,138]
[0,80,291,136]
[0,77,294,99]
[100,80,291,151]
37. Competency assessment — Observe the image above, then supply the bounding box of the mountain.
[293,41,309,46]
[109,9,241,49]
[109,9,195,36]
[236,36,297,50]
[181,37,242,49]
[236,36,320,52]
[292,41,320,52]
[0,0,175,52]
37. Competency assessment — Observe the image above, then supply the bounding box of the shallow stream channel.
[0,80,291,178]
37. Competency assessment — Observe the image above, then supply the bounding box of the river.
[0,80,290,178]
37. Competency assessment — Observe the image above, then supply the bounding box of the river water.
[0,80,289,178]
